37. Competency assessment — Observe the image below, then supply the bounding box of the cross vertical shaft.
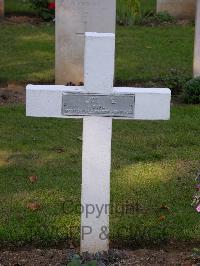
[81,33,115,253]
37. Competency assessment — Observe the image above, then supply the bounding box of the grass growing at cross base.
[0,23,194,84]
[0,104,199,245]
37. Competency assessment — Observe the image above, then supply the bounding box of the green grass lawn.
[116,25,194,81]
[5,0,36,15]
[0,104,199,245]
[0,23,54,84]
[0,0,199,246]
[0,23,194,85]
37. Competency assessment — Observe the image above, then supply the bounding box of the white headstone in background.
[27,33,171,254]
[194,0,200,77]
[55,0,116,85]
[0,0,4,17]
[157,0,196,19]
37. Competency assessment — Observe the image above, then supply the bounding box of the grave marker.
[0,0,4,17]
[26,32,171,254]
[157,0,196,19]
[194,0,200,77]
[55,0,116,85]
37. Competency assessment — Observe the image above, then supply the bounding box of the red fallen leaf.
[29,176,38,183]
[27,202,41,211]
[159,215,166,221]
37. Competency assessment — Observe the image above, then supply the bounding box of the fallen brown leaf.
[27,202,41,211]
[159,215,166,221]
[29,175,38,183]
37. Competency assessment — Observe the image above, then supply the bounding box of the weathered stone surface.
[0,0,4,17]
[194,0,200,77]
[55,0,116,85]
[157,0,196,19]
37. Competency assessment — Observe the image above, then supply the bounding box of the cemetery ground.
[0,23,194,85]
[0,10,200,266]
[0,102,200,265]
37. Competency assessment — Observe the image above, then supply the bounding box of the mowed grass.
[116,25,194,81]
[5,0,35,15]
[0,23,194,83]
[0,104,199,245]
[0,0,199,245]
[0,23,55,84]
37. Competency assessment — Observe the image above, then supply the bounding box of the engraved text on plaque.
[62,93,135,117]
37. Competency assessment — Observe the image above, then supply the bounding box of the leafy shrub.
[117,0,142,26]
[29,0,143,24]
[141,11,176,25]
[27,0,55,20]
[183,78,200,104]
[162,69,188,95]
[67,254,97,266]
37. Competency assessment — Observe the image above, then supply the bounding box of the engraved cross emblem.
[26,32,171,254]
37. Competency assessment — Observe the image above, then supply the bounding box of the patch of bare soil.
[0,82,181,106]
[1,15,192,27]
[0,83,25,105]
[0,247,199,266]
[3,15,43,25]
[176,19,194,26]
[125,249,198,265]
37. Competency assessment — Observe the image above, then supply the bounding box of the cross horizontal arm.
[26,85,171,120]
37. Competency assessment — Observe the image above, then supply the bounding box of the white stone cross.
[26,32,171,254]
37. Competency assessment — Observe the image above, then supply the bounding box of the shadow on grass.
[0,104,199,246]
